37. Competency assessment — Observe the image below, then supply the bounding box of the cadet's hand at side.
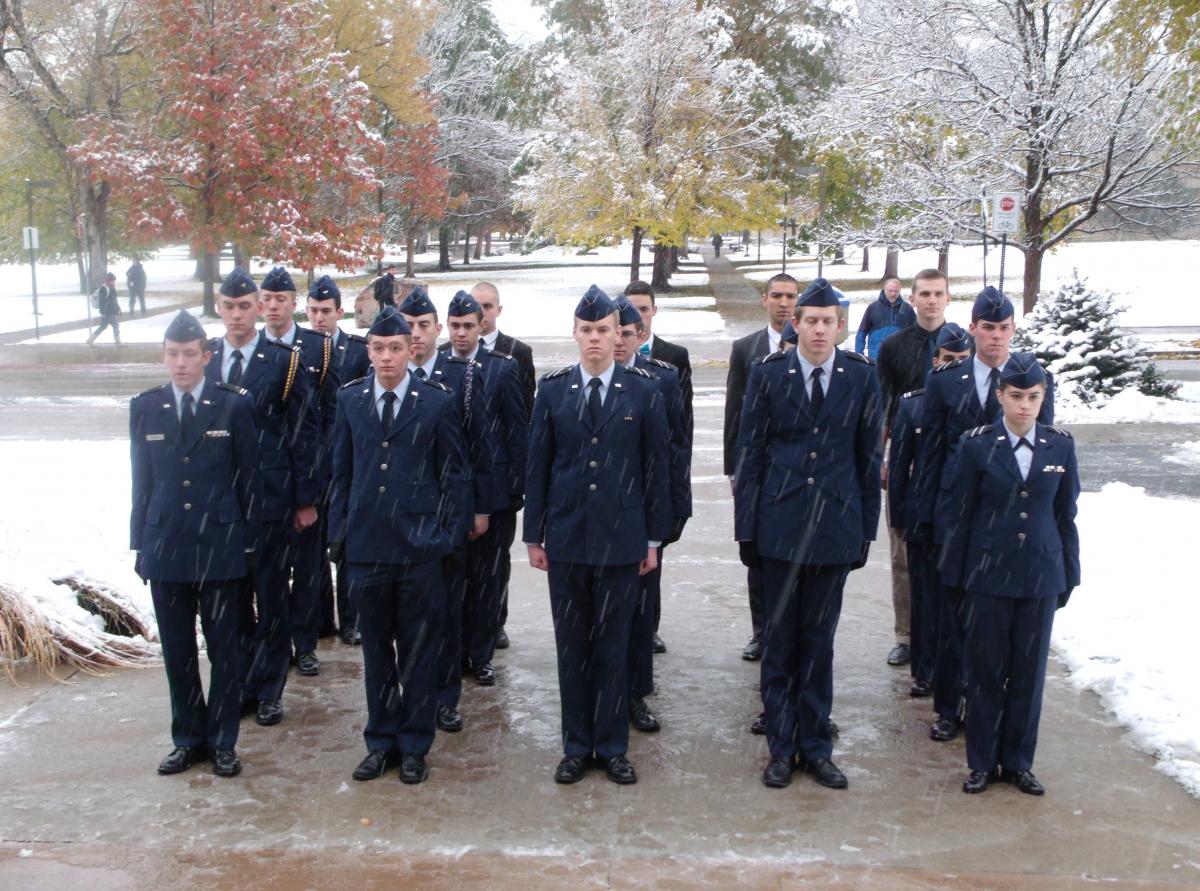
[738,541,761,570]
[527,544,549,572]
[293,505,318,532]
[639,547,658,577]
[1057,587,1073,609]
[468,514,490,540]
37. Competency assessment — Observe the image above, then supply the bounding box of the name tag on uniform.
[205,429,231,438]
[625,415,634,421]
[145,433,165,441]
[1043,465,1065,473]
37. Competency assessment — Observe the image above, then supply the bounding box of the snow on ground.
[1054,382,1200,425]
[1053,482,1200,798]
[1164,440,1200,468]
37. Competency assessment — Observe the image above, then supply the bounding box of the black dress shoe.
[750,712,767,735]
[340,626,362,646]
[212,749,242,777]
[742,634,763,661]
[157,746,209,775]
[436,705,464,733]
[963,769,991,793]
[353,750,391,781]
[629,697,661,733]
[295,651,320,676]
[1012,770,1045,796]
[399,753,428,785]
[805,757,848,789]
[604,754,637,785]
[473,663,496,686]
[910,678,933,697]
[930,716,960,741]
[256,700,283,726]
[762,756,793,788]
[554,755,587,784]
[495,627,510,650]
[887,643,911,666]
[652,634,667,654]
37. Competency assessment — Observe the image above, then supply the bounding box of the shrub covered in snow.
[1014,270,1162,404]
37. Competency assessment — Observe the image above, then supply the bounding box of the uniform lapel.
[564,365,591,430]
[816,351,851,423]
[593,364,626,434]
[1028,427,1049,482]
[181,383,218,452]
[160,392,181,443]
[388,379,423,438]
[784,349,812,420]
[989,422,1025,485]
[237,332,270,391]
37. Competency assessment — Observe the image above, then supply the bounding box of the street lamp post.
[792,166,826,277]
[24,178,53,339]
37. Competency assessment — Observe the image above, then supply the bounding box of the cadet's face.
[163,338,211,389]
[472,285,501,335]
[305,298,343,333]
[795,306,844,363]
[217,295,259,342]
[368,334,411,388]
[573,315,619,363]
[403,313,441,363]
[631,295,656,334]
[883,280,902,302]
[911,276,950,326]
[969,317,1016,364]
[258,290,296,335]
[934,347,971,367]
[998,383,1045,431]
[448,315,482,355]
[613,323,640,363]
[763,283,799,329]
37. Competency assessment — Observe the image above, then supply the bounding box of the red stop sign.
[999,196,1016,212]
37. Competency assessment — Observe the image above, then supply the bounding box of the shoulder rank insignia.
[419,377,450,392]
[647,357,674,370]
[340,376,367,390]
[215,381,250,396]
[133,383,170,401]
[624,365,652,379]
[541,365,573,381]
[447,354,472,365]
[965,425,989,438]
[348,333,368,344]
[487,349,514,361]
[842,350,874,365]
[933,357,966,373]
[902,388,924,399]
[1045,424,1072,438]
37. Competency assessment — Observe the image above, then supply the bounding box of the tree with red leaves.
[379,118,452,276]
[73,0,380,314]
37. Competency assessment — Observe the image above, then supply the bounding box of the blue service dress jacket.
[734,347,884,565]
[328,372,467,565]
[886,388,925,538]
[634,354,692,524]
[940,420,1080,598]
[523,363,672,566]
[130,381,263,582]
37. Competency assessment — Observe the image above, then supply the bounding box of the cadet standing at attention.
[204,269,320,728]
[524,286,671,786]
[941,354,1079,796]
[131,311,263,778]
[734,278,883,790]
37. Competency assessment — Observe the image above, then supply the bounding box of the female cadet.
[941,352,1080,796]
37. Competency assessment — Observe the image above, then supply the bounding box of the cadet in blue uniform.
[915,287,1055,743]
[941,354,1080,795]
[399,287,497,734]
[329,309,467,785]
[735,278,884,790]
[131,311,263,778]
[445,291,530,687]
[886,323,972,698]
[304,274,369,644]
[204,268,320,727]
[613,295,691,734]
[258,266,336,677]
[524,286,671,785]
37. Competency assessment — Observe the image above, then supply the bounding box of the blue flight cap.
[308,274,340,301]
[936,322,972,352]
[614,294,641,327]
[1000,352,1046,388]
[447,290,482,317]
[972,286,1014,322]
[798,278,840,308]
[399,287,437,317]
[781,319,798,345]
[575,284,617,321]
[219,268,258,298]
[368,307,412,337]
[260,266,296,292]
[164,310,207,343]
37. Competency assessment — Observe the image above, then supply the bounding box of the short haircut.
[624,280,655,304]
[883,276,902,287]
[472,281,500,302]
[766,272,799,292]
[449,309,483,324]
[793,303,840,321]
[307,291,342,310]
[998,378,1046,392]
[912,268,947,290]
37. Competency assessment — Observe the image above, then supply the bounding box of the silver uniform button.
[1020,490,1029,498]
[589,460,597,468]
[1019,512,1028,520]
[382,441,390,448]
[588,483,598,492]
[591,437,599,444]
[183,503,192,511]
[182,457,190,464]
[381,464,388,471]
[809,452,817,460]
[807,477,815,485]
[812,427,820,434]
[182,480,191,488]
[378,486,386,493]
[1017,532,1026,541]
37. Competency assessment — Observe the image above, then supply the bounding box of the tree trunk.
[473,227,484,260]
[484,230,492,256]
[77,179,109,292]
[832,243,846,265]
[232,242,248,270]
[670,245,680,274]
[437,225,452,272]
[937,244,950,277]
[417,230,429,254]
[651,243,673,291]
[630,226,643,281]
[860,245,870,272]
[462,228,471,265]
[76,248,88,295]
[201,249,217,316]
[405,232,416,277]
[1021,244,1041,314]
[742,229,751,245]
[884,246,900,281]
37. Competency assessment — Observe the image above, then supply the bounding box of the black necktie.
[381,390,397,430]
[984,366,1001,417]
[810,367,824,416]
[180,392,196,436]
[587,377,603,427]
[228,349,244,385]
[413,366,427,380]
[1014,437,1033,451]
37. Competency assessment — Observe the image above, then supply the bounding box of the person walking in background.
[855,277,915,359]
[126,259,148,315]
[86,272,122,346]
[712,233,724,257]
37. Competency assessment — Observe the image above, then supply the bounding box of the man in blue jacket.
[855,277,915,359]
[735,278,884,790]
[524,286,671,786]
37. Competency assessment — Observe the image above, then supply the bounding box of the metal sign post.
[990,191,1021,292]
[23,226,40,339]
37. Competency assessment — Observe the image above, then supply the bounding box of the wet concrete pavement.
[1,251,1199,888]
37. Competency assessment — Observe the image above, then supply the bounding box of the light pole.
[24,178,53,339]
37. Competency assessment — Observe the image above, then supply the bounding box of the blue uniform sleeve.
[733,362,770,542]
[939,435,983,589]
[328,392,352,546]
[659,370,692,520]
[887,403,915,531]
[284,358,322,508]
[856,368,885,542]
[641,386,673,543]
[435,393,468,541]
[915,376,949,526]
[129,400,150,551]
[522,384,554,545]
[231,392,263,551]
[1057,438,1081,590]
[462,367,495,519]
[496,361,529,502]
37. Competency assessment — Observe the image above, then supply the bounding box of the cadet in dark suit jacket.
[941,354,1080,796]
[329,309,467,786]
[524,286,671,786]
[205,269,320,728]
[624,280,693,436]
[735,279,883,791]
[723,273,799,660]
[131,311,263,779]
